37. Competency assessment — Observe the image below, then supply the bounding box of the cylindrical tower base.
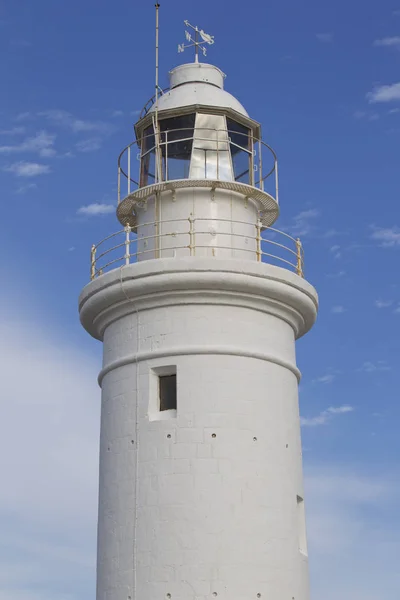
[79,258,318,600]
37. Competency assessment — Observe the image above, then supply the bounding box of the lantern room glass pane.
[190,114,233,181]
[226,118,252,185]
[159,114,195,181]
[140,124,156,187]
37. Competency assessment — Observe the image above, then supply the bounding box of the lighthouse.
[79,17,318,600]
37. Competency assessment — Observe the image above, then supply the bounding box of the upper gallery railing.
[89,217,304,281]
[117,127,278,204]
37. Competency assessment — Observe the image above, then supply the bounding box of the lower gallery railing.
[90,218,304,280]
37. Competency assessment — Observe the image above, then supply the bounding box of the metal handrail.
[117,127,278,205]
[89,217,304,281]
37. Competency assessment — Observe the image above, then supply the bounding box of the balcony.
[116,125,279,229]
[89,217,304,281]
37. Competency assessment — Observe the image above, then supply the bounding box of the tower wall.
[136,188,261,261]
[79,258,318,600]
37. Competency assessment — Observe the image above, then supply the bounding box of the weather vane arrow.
[178,20,215,62]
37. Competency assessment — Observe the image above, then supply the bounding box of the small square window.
[159,374,177,411]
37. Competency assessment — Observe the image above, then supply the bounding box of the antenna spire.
[178,20,215,62]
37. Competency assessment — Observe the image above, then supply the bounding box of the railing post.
[127,146,131,195]
[256,220,262,262]
[296,237,303,277]
[188,214,195,256]
[258,139,263,191]
[117,165,121,205]
[125,224,131,266]
[165,130,168,181]
[216,129,219,180]
[90,244,96,280]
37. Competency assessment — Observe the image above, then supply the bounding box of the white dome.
[149,62,249,117]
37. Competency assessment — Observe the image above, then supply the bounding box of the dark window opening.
[159,374,177,411]
[140,124,156,187]
[159,114,195,181]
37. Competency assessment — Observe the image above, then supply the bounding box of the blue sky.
[1,0,400,598]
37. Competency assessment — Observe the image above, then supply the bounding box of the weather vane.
[178,20,215,62]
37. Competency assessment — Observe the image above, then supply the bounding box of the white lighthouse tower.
[79,18,318,600]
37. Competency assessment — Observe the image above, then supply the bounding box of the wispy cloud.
[354,109,380,121]
[15,182,38,194]
[288,209,319,236]
[77,203,115,216]
[306,465,400,599]
[367,82,400,103]
[0,131,56,157]
[4,161,51,177]
[375,299,393,308]
[329,244,341,259]
[301,405,354,427]
[331,305,346,314]
[322,229,345,239]
[111,110,124,118]
[14,112,31,121]
[38,110,115,135]
[75,138,102,153]
[327,270,346,278]
[373,36,400,47]
[0,126,25,135]
[0,305,98,600]
[316,33,333,43]
[359,361,391,373]
[370,226,400,246]
[313,374,336,384]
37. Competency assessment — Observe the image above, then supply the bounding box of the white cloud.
[359,361,391,372]
[14,112,31,121]
[375,299,393,308]
[316,33,333,43]
[111,110,124,118]
[331,305,346,313]
[15,182,37,194]
[0,306,98,600]
[4,161,51,177]
[301,405,354,427]
[76,138,102,153]
[373,36,400,47]
[289,209,319,236]
[354,110,380,121]
[326,270,346,278]
[329,244,341,259]
[313,374,336,384]
[371,226,400,246]
[77,203,115,216]
[306,466,400,600]
[0,131,56,157]
[0,127,25,135]
[323,229,344,238]
[39,110,114,135]
[367,82,400,103]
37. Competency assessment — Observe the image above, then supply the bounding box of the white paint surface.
[80,258,318,600]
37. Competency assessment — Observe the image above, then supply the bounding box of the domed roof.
[149,62,249,117]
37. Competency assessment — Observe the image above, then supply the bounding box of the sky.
[1,0,400,598]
